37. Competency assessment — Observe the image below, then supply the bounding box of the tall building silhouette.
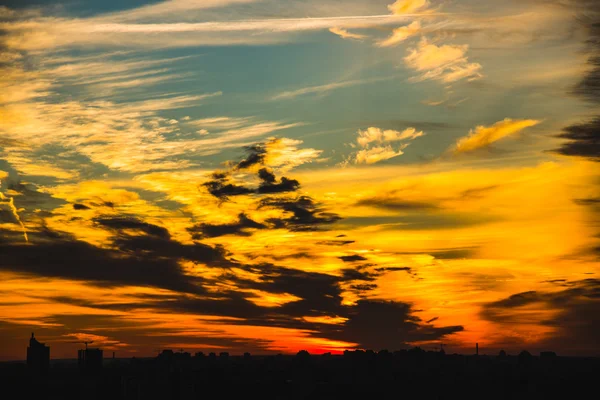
[27,333,50,374]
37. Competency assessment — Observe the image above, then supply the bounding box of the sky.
[0,0,599,360]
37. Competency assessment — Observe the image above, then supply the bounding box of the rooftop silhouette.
[1,334,598,399]
[26,332,49,375]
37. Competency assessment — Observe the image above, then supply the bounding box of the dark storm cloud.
[317,239,356,246]
[0,207,17,224]
[94,215,171,239]
[481,279,600,354]
[575,197,600,206]
[349,283,378,292]
[340,268,376,282]
[204,139,306,201]
[356,197,439,211]
[344,213,497,230]
[202,172,254,201]
[268,179,300,194]
[203,168,300,201]
[428,248,476,259]
[391,248,475,260]
[111,229,228,266]
[554,1,600,159]
[483,291,540,313]
[317,300,464,350]
[239,263,345,317]
[2,180,67,214]
[235,143,267,170]
[187,213,266,239]
[572,2,600,103]
[0,238,204,293]
[1,240,463,352]
[0,138,463,353]
[257,168,300,194]
[374,266,413,274]
[554,117,600,160]
[259,196,341,231]
[211,264,463,349]
[44,295,464,352]
[339,254,368,262]
[257,168,276,183]
[0,214,232,293]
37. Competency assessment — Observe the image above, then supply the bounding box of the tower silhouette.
[27,333,50,374]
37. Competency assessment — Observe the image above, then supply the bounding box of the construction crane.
[70,340,94,349]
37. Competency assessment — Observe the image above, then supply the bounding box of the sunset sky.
[1,0,599,360]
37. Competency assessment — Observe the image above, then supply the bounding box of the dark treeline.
[1,348,598,400]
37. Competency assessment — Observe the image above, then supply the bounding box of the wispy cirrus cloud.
[0,14,423,50]
[451,118,541,154]
[104,0,261,22]
[329,27,367,40]
[354,145,408,165]
[377,20,421,47]
[272,76,394,100]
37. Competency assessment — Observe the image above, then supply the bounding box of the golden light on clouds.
[404,37,483,83]
[388,0,430,15]
[377,21,421,47]
[453,119,542,154]
[0,0,599,360]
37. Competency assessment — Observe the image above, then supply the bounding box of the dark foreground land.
[1,349,598,400]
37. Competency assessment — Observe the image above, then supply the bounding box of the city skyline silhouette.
[1,0,600,376]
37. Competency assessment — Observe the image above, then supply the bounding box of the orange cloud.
[388,0,430,15]
[452,118,541,154]
[329,27,367,40]
[377,21,421,47]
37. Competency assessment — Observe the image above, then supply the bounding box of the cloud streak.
[329,27,367,40]
[272,77,390,100]
[452,118,541,154]
[377,21,421,47]
[0,191,28,242]
[1,13,427,50]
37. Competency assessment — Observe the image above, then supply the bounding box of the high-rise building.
[27,333,50,374]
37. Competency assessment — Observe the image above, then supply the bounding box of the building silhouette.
[10,339,599,399]
[78,348,103,373]
[26,332,49,374]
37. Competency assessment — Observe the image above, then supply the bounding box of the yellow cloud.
[453,118,541,153]
[355,145,407,164]
[345,127,423,165]
[404,37,483,83]
[329,27,366,40]
[377,21,421,47]
[245,290,302,308]
[388,0,430,15]
[357,127,424,147]
[262,138,323,172]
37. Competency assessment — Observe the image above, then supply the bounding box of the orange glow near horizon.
[1,0,599,360]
